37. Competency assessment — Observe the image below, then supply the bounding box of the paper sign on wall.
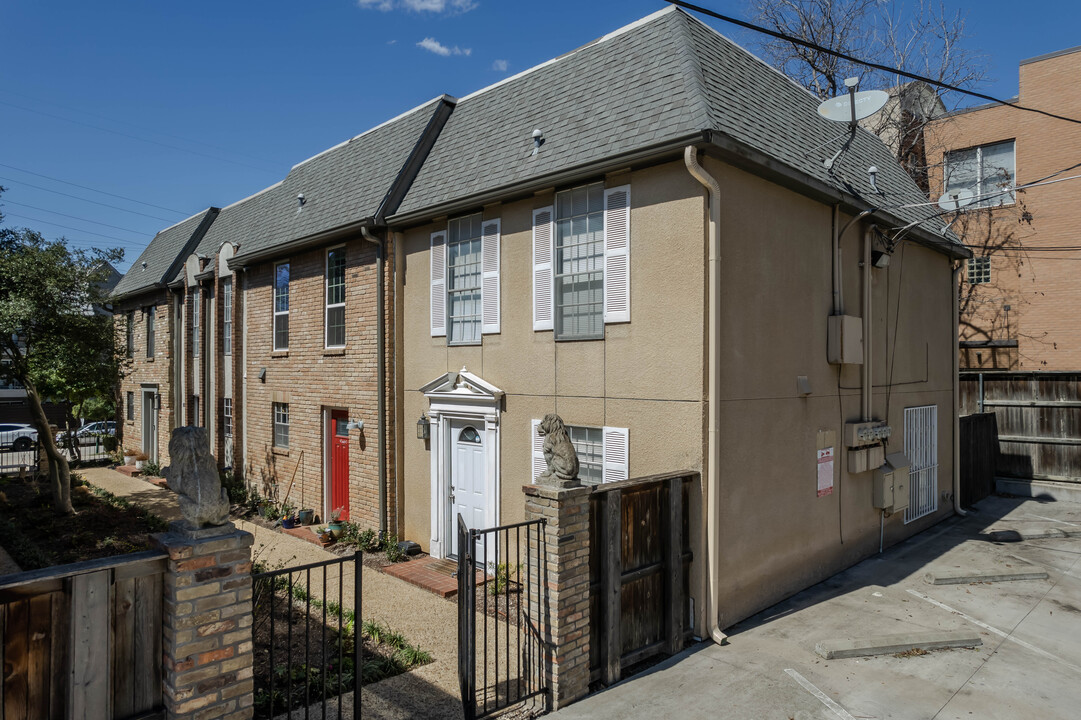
[817,447,834,497]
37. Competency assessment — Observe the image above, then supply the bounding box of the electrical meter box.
[873,452,911,513]
[828,315,863,365]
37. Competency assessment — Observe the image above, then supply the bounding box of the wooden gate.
[589,472,695,685]
[0,550,166,719]
[960,413,999,506]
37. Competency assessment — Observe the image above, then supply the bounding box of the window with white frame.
[192,288,201,357]
[273,402,289,448]
[533,182,630,336]
[531,420,628,485]
[223,397,232,438]
[326,248,346,348]
[126,311,134,358]
[967,256,991,284]
[222,279,232,356]
[126,392,134,421]
[945,140,1015,208]
[447,214,483,344]
[274,263,289,351]
[146,306,156,358]
[430,215,501,340]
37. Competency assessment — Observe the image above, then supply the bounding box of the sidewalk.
[80,466,465,720]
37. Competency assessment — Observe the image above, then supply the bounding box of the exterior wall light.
[346,419,364,432]
[417,413,431,440]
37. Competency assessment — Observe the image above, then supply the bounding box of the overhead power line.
[0,175,173,222]
[1,200,150,236]
[0,163,188,215]
[3,212,148,247]
[666,0,1081,126]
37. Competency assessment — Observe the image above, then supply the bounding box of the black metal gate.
[457,515,547,719]
[0,440,40,477]
[252,551,362,719]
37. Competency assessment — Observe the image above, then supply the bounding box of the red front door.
[329,410,350,521]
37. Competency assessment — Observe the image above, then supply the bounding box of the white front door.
[449,419,486,559]
[141,390,158,463]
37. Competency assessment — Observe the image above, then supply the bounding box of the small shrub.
[487,561,522,596]
[142,460,161,477]
[358,528,380,553]
[382,534,406,563]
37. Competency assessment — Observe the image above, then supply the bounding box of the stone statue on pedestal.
[164,426,231,529]
[536,413,580,486]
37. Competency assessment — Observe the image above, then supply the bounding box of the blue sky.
[2,0,1078,272]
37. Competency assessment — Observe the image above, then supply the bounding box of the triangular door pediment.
[420,367,503,402]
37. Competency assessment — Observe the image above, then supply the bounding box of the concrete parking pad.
[553,494,1081,720]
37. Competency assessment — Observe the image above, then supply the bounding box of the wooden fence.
[960,372,1081,482]
[588,472,695,686]
[0,550,166,720]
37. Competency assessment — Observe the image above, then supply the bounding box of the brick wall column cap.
[154,523,254,554]
[522,484,592,502]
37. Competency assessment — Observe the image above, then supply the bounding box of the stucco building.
[113,6,968,636]
[928,45,1081,371]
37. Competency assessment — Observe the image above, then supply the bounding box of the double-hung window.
[531,420,628,485]
[430,215,501,340]
[146,306,156,358]
[274,263,289,351]
[126,311,134,358]
[967,256,991,284]
[223,397,232,438]
[533,182,630,336]
[944,141,1015,207]
[222,279,232,356]
[273,402,290,449]
[447,214,483,344]
[192,288,201,357]
[326,248,346,348]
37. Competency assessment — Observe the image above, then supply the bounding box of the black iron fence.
[457,515,547,720]
[252,551,361,719]
[0,441,39,476]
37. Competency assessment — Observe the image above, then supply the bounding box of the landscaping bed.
[0,472,167,571]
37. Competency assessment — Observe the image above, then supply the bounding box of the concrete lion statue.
[537,413,579,484]
[164,426,230,529]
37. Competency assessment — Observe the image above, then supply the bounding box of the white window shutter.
[603,185,631,324]
[602,426,629,483]
[531,419,546,483]
[481,219,501,334]
[532,206,554,331]
[430,230,446,337]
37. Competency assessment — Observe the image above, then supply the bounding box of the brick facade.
[928,46,1081,370]
[242,235,395,530]
[117,290,176,465]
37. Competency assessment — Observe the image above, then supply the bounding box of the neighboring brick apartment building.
[111,210,218,465]
[928,45,1081,370]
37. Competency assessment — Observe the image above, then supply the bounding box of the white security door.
[449,419,486,559]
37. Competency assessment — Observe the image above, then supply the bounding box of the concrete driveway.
[553,495,1081,720]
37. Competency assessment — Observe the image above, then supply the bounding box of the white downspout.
[684,146,727,645]
[952,261,966,516]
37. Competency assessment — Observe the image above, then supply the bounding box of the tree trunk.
[23,380,74,514]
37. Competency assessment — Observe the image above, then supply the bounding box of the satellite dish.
[937,188,975,211]
[817,90,890,122]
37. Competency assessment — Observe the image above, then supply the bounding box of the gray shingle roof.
[220,97,452,265]
[111,208,217,300]
[393,7,956,246]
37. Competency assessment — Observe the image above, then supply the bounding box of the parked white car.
[56,421,116,447]
[0,423,38,451]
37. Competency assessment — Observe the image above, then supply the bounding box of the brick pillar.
[523,479,592,710]
[155,522,255,720]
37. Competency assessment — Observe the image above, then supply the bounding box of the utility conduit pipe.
[952,261,966,516]
[684,145,727,645]
[862,228,873,422]
[361,225,389,537]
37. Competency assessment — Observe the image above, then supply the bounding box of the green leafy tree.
[0,189,124,513]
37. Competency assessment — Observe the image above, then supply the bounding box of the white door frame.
[140,385,159,463]
[421,368,503,560]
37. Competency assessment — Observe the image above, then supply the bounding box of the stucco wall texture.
[398,156,956,632]
[928,47,1081,371]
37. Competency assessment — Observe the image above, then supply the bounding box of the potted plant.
[134,452,148,470]
[327,507,346,539]
[298,508,315,525]
[123,448,138,466]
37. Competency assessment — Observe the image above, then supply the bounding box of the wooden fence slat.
[602,491,621,686]
[70,570,111,720]
[48,588,70,720]
[5,599,29,720]
[112,577,136,719]
[27,594,51,720]
[132,573,163,713]
[664,477,683,655]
